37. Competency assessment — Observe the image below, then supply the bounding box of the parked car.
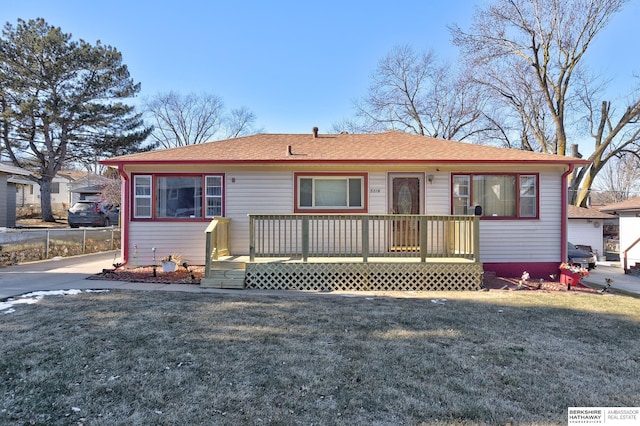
[567,242,597,270]
[68,201,119,228]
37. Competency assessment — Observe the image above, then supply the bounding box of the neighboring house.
[600,197,640,271]
[68,174,110,202]
[0,163,32,227]
[14,170,91,210]
[102,130,589,290]
[567,205,616,260]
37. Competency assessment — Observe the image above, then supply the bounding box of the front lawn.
[1,290,639,425]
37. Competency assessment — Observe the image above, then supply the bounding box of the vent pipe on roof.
[312,127,319,138]
[287,145,293,156]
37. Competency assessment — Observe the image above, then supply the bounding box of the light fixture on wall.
[427,174,434,184]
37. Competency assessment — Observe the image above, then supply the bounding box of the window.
[295,174,367,212]
[157,176,202,218]
[51,182,60,194]
[519,175,537,217]
[133,174,224,219]
[134,175,152,218]
[452,176,470,215]
[205,176,223,217]
[452,173,538,218]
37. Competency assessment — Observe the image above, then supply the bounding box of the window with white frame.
[519,175,537,217]
[452,173,538,218]
[452,175,470,215]
[296,174,366,212]
[132,174,224,219]
[134,175,152,218]
[205,176,223,217]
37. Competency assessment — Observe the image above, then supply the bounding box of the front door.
[390,175,422,250]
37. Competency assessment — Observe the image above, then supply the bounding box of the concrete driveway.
[0,251,122,300]
[583,262,640,295]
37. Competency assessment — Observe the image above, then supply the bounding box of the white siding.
[619,215,640,268]
[568,219,605,258]
[129,221,209,265]
[226,171,294,254]
[368,172,387,214]
[478,171,562,263]
[425,172,450,215]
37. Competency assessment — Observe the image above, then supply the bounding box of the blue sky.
[3,1,640,149]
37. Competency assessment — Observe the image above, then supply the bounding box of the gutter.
[116,164,130,268]
[560,164,575,265]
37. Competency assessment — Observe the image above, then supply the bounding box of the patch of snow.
[0,289,109,313]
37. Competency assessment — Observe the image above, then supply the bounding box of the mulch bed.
[482,271,601,293]
[87,265,205,285]
[88,266,604,293]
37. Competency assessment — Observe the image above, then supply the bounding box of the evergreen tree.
[0,18,152,221]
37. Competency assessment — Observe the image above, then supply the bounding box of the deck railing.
[204,217,231,276]
[248,214,479,263]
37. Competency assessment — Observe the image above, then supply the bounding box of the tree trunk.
[39,179,56,222]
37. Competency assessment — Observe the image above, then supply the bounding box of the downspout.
[560,163,575,265]
[117,163,130,268]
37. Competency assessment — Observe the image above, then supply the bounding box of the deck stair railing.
[204,217,231,277]
[248,214,479,263]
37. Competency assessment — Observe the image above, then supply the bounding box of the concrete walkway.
[582,261,640,295]
[1,252,639,300]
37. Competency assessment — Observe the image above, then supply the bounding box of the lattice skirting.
[245,262,483,291]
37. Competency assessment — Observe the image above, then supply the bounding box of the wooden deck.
[202,214,483,291]
[202,256,483,291]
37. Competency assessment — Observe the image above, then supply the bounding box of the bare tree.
[223,107,263,139]
[145,92,224,148]
[451,0,640,206]
[145,92,261,148]
[590,153,640,204]
[341,45,492,142]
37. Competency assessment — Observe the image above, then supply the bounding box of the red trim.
[483,262,561,279]
[450,172,540,219]
[117,165,130,267]
[130,173,225,221]
[103,159,590,167]
[560,165,575,265]
[293,172,368,214]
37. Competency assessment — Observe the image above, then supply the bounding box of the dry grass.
[1,290,639,425]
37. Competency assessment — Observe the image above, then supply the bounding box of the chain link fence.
[0,228,121,267]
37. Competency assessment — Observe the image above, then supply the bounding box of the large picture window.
[295,173,367,213]
[133,174,224,219]
[452,173,538,218]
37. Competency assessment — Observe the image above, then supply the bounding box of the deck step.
[201,262,246,289]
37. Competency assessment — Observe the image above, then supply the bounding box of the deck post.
[301,216,309,262]
[420,216,427,262]
[362,216,369,262]
[205,226,213,278]
[249,215,255,262]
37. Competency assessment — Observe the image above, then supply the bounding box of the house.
[102,130,589,290]
[13,170,91,210]
[567,205,616,260]
[600,197,640,271]
[0,163,32,228]
[68,173,111,201]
